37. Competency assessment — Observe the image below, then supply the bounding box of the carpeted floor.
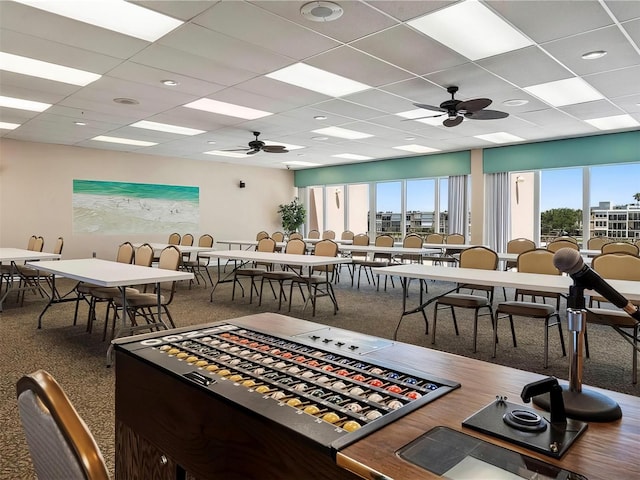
[1,268,637,478]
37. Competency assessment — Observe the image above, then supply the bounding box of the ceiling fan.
[413,86,509,127]
[224,131,289,155]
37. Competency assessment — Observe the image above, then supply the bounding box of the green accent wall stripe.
[294,151,470,187]
[483,131,640,173]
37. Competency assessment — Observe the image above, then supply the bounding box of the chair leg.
[431,305,439,344]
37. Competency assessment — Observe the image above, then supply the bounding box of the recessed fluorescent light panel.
[0,122,21,130]
[393,144,441,153]
[203,150,247,158]
[585,115,639,130]
[0,52,101,86]
[92,136,157,146]
[14,0,183,42]
[312,126,373,139]
[407,0,533,60]
[130,120,205,136]
[396,109,443,126]
[266,63,371,97]
[183,99,272,120]
[524,77,604,107]
[474,132,524,144]
[0,95,51,112]
[332,153,373,160]
[283,161,321,167]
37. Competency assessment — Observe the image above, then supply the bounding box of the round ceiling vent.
[300,1,344,22]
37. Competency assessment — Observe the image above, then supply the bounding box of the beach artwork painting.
[73,179,199,234]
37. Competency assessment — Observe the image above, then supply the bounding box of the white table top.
[0,248,61,262]
[372,263,640,301]
[200,250,350,267]
[26,258,193,287]
[133,243,214,254]
[216,240,287,249]
[338,244,440,255]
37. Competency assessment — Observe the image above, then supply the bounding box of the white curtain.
[448,175,468,237]
[485,172,511,252]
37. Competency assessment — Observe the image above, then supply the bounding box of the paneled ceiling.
[1,0,639,170]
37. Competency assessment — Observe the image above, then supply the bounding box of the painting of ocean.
[73,180,199,234]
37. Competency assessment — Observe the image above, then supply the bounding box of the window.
[540,168,582,244]
[406,179,436,235]
[375,181,402,240]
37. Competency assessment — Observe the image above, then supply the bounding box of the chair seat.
[235,268,268,277]
[262,271,298,281]
[497,301,555,317]
[587,307,638,328]
[438,293,490,308]
[76,282,98,294]
[90,286,140,299]
[291,274,329,285]
[114,293,166,307]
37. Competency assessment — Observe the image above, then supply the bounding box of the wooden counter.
[114,313,640,479]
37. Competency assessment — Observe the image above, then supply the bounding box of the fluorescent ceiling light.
[203,150,247,158]
[266,63,371,97]
[474,132,524,144]
[524,77,604,106]
[130,120,205,136]
[283,161,321,167]
[0,95,51,112]
[332,153,373,160]
[312,126,373,139]
[92,135,157,146]
[0,122,21,130]
[396,109,443,126]
[585,115,639,130]
[0,52,101,86]
[265,141,305,151]
[407,0,533,60]
[14,0,183,42]
[393,144,441,154]
[183,99,272,120]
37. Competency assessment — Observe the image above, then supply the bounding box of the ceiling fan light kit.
[413,86,509,127]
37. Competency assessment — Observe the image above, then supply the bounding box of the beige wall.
[0,139,295,259]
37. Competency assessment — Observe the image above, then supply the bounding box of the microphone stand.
[533,284,622,421]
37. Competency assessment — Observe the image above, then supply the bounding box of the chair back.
[289,232,303,240]
[16,370,110,480]
[27,235,38,250]
[167,232,181,245]
[374,234,394,261]
[308,229,320,239]
[636,239,640,249]
[425,233,444,244]
[256,237,276,253]
[341,230,354,241]
[352,234,370,260]
[198,234,214,248]
[271,231,285,242]
[256,231,269,241]
[517,249,560,275]
[547,239,579,253]
[53,237,64,255]
[401,234,423,263]
[285,238,306,255]
[587,236,610,250]
[555,235,578,244]
[507,238,536,255]
[322,230,335,240]
[459,246,498,271]
[592,253,640,281]
[601,242,639,256]
[313,239,339,273]
[31,236,45,252]
[446,233,464,245]
[116,242,134,264]
[134,243,155,267]
[180,233,194,246]
[156,245,181,297]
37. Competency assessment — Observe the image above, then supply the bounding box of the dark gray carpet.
[1,269,637,478]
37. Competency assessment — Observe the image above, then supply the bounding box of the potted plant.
[278,198,306,235]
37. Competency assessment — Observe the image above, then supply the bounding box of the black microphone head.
[553,248,583,275]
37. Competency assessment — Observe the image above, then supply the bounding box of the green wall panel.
[483,131,640,173]
[294,151,470,187]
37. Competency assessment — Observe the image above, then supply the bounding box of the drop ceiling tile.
[584,65,640,98]
[424,63,515,98]
[560,99,625,119]
[343,89,414,114]
[351,25,468,76]
[622,18,640,47]
[379,78,444,103]
[477,46,572,88]
[367,1,455,21]
[314,99,388,121]
[604,0,640,22]
[610,93,640,114]
[231,77,330,108]
[0,71,81,99]
[132,0,215,21]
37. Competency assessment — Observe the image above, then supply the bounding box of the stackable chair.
[167,232,181,245]
[322,230,336,240]
[355,234,396,291]
[182,234,214,287]
[288,239,339,316]
[431,246,498,353]
[504,238,536,271]
[271,231,285,252]
[422,232,445,265]
[259,238,307,310]
[441,233,464,265]
[307,229,320,239]
[232,237,276,304]
[17,237,64,305]
[546,239,579,253]
[493,249,566,368]
[288,232,303,240]
[340,230,354,242]
[585,252,640,383]
[586,236,611,251]
[16,370,110,480]
[256,231,269,241]
[601,242,639,256]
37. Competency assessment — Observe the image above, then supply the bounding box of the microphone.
[553,248,640,321]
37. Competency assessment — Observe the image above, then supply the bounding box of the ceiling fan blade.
[456,98,491,113]
[221,148,250,152]
[413,103,446,113]
[401,112,446,122]
[265,148,289,153]
[262,145,287,152]
[443,116,464,127]
[465,109,509,120]
[246,149,260,155]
